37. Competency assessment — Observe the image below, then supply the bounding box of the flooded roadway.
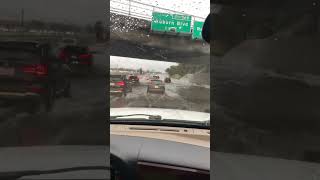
[110,75,210,113]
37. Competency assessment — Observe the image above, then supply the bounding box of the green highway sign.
[192,21,204,40]
[151,12,192,34]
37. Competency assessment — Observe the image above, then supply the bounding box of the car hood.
[110,108,210,122]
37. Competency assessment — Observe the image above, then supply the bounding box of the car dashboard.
[110,125,210,180]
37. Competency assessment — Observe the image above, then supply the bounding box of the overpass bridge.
[110,0,209,63]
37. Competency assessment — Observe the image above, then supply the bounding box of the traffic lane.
[110,82,210,112]
[0,51,107,146]
[32,51,107,145]
[0,83,106,146]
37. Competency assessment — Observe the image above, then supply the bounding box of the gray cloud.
[0,0,107,26]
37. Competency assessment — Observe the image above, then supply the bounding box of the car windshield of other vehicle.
[129,76,138,79]
[110,76,123,82]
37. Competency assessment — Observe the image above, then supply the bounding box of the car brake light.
[22,64,48,77]
[116,81,125,86]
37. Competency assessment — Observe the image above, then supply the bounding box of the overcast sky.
[111,0,210,20]
[137,0,209,18]
[1,0,209,25]
[0,0,106,26]
[111,56,178,72]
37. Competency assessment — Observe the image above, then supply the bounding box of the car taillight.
[79,54,92,59]
[116,81,125,86]
[22,64,48,77]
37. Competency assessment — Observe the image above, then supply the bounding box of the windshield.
[110,0,210,128]
[0,0,107,173]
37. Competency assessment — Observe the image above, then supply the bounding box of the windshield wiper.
[111,114,162,120]
[110,116,210,129]
[0,166,109,180]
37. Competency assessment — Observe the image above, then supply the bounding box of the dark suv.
[0,41,71,114]
[110,75,132,97]
[147,79,165,94]
[164,77,171,83]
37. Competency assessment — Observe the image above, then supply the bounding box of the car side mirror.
[202,13,211,43]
